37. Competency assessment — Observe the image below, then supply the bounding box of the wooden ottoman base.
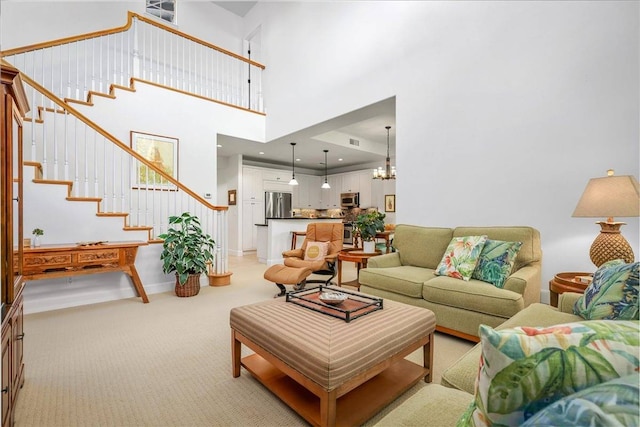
[264,264,313,297]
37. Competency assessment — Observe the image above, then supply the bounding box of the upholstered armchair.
[282,222,344,286]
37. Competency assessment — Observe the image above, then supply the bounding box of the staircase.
[0,11,265,300]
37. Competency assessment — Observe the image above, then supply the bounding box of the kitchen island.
[256,217,343,265]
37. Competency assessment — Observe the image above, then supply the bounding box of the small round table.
[549,272,592,307]
[337,249,381,290]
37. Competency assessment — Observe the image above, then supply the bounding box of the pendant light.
[372,126,396,180]
[288,142,299,186]
[321,149,331,189]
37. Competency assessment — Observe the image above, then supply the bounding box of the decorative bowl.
[319,291,348,306]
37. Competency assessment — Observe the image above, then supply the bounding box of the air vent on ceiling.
[349,138,360,147]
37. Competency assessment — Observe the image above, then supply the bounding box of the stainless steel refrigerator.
[264,191,293,218]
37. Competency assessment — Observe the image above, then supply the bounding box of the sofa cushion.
[471,239,522,288]
[453,226,540,271]
[373,384,473,427]
[441,303,583,395]
[574,260,639,321]
[467,320,640,427]
[434,235,488,281]
[393,225,453,269]
[359,266,436,298]
[424,276,523,318]
[520,373,640,427]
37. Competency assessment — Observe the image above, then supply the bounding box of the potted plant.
[354,211,386,253]
[158,212,215,297]
[32,228,44,247]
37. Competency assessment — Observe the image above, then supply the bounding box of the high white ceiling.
[211,1,258,18]
[217,97,396,174]
[212,1,396,174]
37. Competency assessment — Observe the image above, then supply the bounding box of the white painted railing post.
[133,18,140,79]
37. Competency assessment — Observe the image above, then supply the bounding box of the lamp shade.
[572,172,639,267]
[572,175,640,218]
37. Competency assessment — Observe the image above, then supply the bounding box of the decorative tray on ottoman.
[286,285,383,322]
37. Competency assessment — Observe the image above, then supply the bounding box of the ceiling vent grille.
[349,138,360,147]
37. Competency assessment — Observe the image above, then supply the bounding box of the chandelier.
[372,125,396,180]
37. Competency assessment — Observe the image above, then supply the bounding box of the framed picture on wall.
[130,131,178,190]
[385,194,396,212]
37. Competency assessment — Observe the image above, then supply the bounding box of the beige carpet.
[14,254,474,427]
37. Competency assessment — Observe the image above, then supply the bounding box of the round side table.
[549,272,592,307]
[337,249,381,290]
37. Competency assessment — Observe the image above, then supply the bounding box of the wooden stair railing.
[9,62,231,276]
[1,11,266,114]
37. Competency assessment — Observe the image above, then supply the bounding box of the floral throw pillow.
[471,239,522,288]
[574,260,639,320]
[464,320,640,427]
[434,235,488,281]
[303,241,329,261]
[520,373,640,427]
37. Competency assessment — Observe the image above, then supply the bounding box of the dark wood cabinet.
[1,63,28,427]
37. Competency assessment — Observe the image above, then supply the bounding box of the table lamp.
[572,170,640,267]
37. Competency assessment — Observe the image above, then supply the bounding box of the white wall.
[248,1,639,302]
[72,81,265,201]
[217,154,243,255]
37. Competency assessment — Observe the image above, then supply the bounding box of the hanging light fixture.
[372,125,396,180]
[321,149,331,189]
[288,142,299,185]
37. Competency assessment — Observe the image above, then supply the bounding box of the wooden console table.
[17,241,150,303]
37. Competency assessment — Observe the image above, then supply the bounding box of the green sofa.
[359,225,542,341]
[374,293,640,426]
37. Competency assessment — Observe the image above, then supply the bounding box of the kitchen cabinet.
[242,167,262,201]
[262,169,290,183]
[358,171,373,208]
[294,174,321,209]
[341,172,359,193]
[242,200,264,250]
[263,169,292,192]
[320,175,342,209]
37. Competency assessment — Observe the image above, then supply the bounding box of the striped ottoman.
[230,296,436,427]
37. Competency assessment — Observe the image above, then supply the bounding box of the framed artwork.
[130,131,178,190]
[385,194,396,212]
[228,189,237,205]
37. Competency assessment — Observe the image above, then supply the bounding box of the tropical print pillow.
[471,239,522,288]
[434,235,488,281]
[465,320,640,427]
[520,373,640,427]
[574,260,639,320]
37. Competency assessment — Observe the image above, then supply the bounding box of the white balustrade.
[18,80,229,275]
[4,14,263,113]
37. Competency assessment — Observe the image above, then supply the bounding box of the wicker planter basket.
[175,274,201,297]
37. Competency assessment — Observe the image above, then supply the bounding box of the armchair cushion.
[304,241,329,261]
[281,222,344,284]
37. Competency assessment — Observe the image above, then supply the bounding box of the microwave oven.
[340,192,359,207]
